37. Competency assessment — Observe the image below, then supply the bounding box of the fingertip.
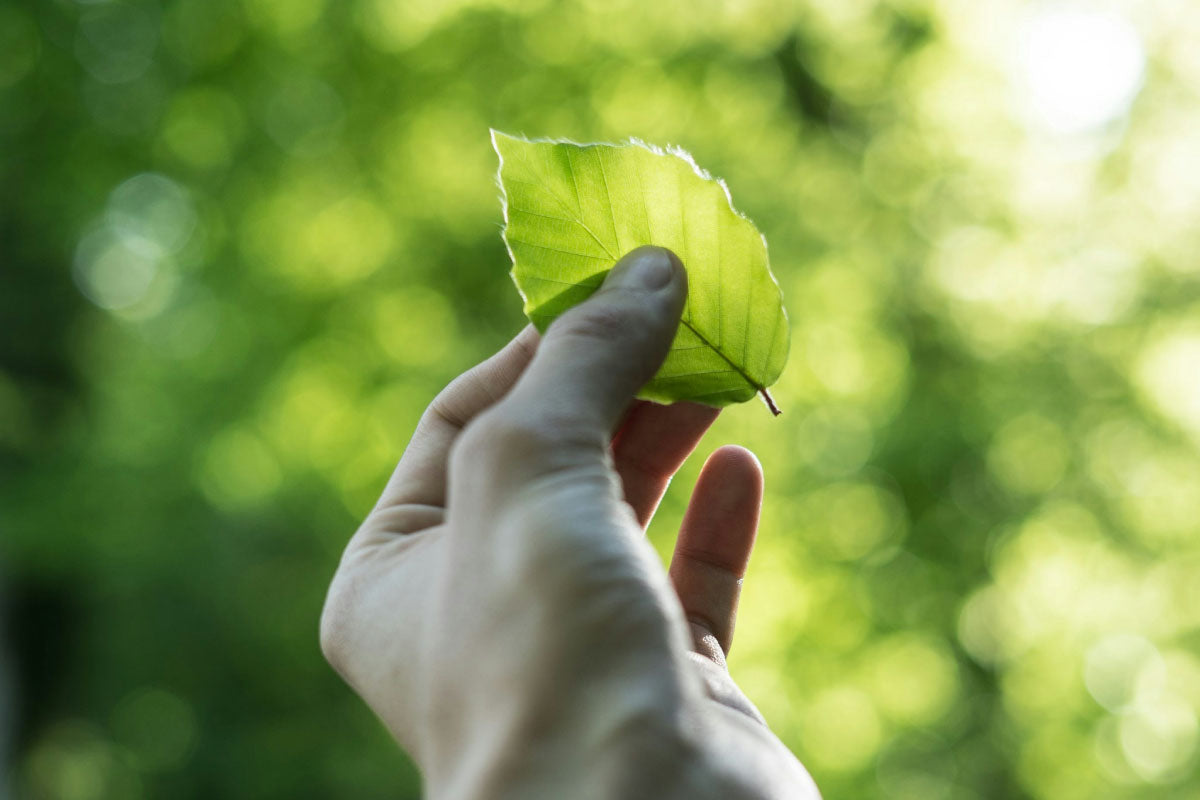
[652,245,686,288]
[600,245,686,298]
[646,244,685,273]
[706,445,763,484]
[696,446,765,513]
[678,445,763,580]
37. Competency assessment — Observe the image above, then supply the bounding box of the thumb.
[502,245,687,437]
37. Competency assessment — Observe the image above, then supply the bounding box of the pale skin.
[320,246,821,799]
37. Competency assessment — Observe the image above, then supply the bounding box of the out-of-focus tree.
[2,0,1198,798]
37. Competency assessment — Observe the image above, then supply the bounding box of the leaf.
[492,130,789,414]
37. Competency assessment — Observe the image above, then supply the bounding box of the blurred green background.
[3,0,1200,797]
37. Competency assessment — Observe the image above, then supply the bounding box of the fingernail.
[605,247,677,291]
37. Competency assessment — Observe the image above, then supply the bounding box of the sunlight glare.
[1014,6,1145,135]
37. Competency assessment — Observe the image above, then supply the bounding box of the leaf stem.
[760,388,781,416]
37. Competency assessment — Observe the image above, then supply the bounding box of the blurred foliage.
[3,0,1200,798]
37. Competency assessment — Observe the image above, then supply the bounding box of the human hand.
[320,246,820,799]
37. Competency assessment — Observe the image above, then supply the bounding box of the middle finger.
[610,400,720,527]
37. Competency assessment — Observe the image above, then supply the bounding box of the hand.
[320,247,820,799]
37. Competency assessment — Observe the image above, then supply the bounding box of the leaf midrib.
[678,318,762,394]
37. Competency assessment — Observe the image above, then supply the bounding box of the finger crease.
[674,545,743,577]
[614,447,669,481]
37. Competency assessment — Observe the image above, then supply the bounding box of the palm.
[327,375,763,749]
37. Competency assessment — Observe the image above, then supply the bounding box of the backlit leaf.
[493,130,789,414]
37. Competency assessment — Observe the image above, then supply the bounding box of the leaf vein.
[596,147,621,255]
[524,274,605,288]
[563,152,617,261]
[680,319,762,394]
[506,237,613,262]
[654,368,739,380]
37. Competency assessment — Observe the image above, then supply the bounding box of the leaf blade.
[494,130,789,411]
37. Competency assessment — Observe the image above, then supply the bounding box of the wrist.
[430,710,708,800]
[424,665,702,800]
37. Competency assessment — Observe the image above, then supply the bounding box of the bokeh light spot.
[24,722,142,800]
[957,585,1011,666]
[1085,635,1164,713]
[867,633,959,726]
[72,174,194,316]
[110,687,198,772]
[800,481,907,561]
[355,0,463,52]
[73,227,162,311]
[1119,699,1198,782]
[803,321,911,415]
[161,88,246,170]
[75,3,159,85]
[263,75,344,157]
[1013,6,1145,136]
[242,177,396,290]
[243,0,327,38]
[371,287,458,367]
[802,686,883,772]
[106,173,196,253]
[987,413,1069,496]
[1136,323,1200,447]
[794,406,875,477]
[198,427,282,511]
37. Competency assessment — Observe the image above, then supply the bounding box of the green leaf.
[492,130,789,414]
